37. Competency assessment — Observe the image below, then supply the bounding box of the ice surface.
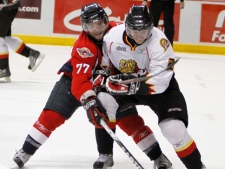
[0,44,225,168]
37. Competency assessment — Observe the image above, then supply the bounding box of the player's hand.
[93,75,105,89]
[93,69,110,92]
[82,96,109,128]
[105,74,140,95]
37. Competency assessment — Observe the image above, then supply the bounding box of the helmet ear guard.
[125,5,154,38]
[80,2,109,32]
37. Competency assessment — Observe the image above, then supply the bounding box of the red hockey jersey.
[58,21,119,101]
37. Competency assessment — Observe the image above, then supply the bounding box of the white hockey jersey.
[102,24,176,95]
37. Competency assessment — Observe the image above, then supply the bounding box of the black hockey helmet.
[80,2,108,31]
[125,5,153,31]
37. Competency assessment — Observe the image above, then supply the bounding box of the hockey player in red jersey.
[10,3,172,169]
[102,5,206,169]
[0,0,45,82]
[9,3,117,169]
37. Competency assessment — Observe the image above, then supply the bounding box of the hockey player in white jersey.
[102,5,206,169]
[0,0,45,82]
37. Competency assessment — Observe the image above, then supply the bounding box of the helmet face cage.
[80,2,109,32]
[125,5,153,38]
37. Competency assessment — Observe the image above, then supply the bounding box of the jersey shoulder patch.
[160,38,170,52]
[76,47,94,58]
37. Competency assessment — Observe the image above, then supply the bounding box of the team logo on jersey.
[160,38,170,52]
[119,59,136,73]
[138,49,145,54]
[76,47,94,58]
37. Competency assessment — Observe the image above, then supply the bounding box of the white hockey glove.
[106,74,140,95]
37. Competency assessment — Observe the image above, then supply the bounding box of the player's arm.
[143,39,175,94]
[71,56,109,127]
[105,58,175,95]
[71,57,94,101]
[70,42,109,127]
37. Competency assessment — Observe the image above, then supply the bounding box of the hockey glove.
[93,69,110,92]
[93,75,105,90]
[106,74,140,95]
[82,96,109,128]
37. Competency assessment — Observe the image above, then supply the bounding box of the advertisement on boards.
[201,4,225,43]
[53,0,180,41]
[16,0,42,19]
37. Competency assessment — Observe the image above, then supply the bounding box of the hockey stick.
[100,119,145,169]
[116,57,180,85]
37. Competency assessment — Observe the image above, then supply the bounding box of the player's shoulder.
[143,28,173,56]
[74,31,95,48]
[108,21,122,28]
[111,23,125,31]
[152,27,167,39]
[104,24,125,41]
[72,31,98,59]
[149,27,171,50]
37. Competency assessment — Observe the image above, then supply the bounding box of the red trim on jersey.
[0,53,9,59]
[145,46,151,61]
[176,141,197,158]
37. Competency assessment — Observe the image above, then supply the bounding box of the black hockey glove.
[82,96,109,128]
[106,74,140,95]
